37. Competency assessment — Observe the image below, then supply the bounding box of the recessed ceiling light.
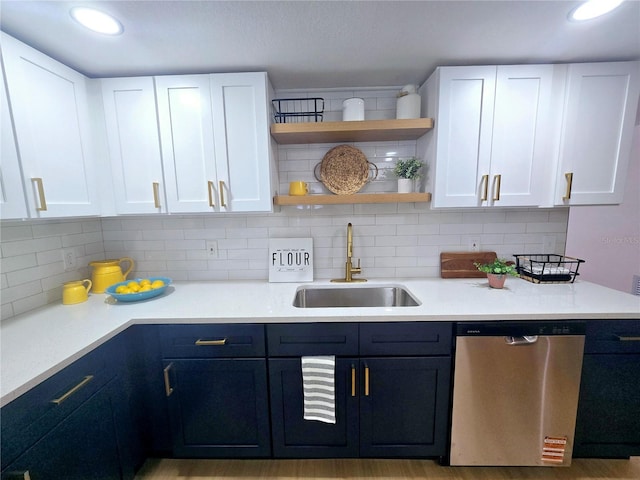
[70,7,123,35]
[569,0,624,21]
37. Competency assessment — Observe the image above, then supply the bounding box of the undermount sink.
[292,285,420,308]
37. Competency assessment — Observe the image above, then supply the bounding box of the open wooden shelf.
[273,192,431,206]
[270,118,434,144]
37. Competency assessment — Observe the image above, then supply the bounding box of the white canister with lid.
[396,84,421,119]
[342,98,365,121]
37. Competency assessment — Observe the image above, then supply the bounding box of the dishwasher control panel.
[457,321,586,337]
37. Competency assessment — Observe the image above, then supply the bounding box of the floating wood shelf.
[270,118,434,144]
[273,192,431,206]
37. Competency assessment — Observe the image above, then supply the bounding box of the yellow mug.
[62,279,92,305]
[289,181,309,196]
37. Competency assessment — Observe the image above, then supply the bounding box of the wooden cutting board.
[440,251,497,278]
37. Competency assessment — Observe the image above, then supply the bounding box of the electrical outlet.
[206,240,218,259]
[62,249,77,271]
[468,238,481,252]
[543,236,556,254]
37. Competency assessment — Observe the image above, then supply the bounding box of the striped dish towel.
[301,355,336,424]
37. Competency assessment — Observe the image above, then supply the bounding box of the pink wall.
[566,124,640,294]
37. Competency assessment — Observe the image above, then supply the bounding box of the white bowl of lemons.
[105,276,172,302]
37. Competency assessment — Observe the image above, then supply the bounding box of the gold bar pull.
[51,375,93,405]
[351,364,356,397]
[219,180,227,208]
[152,182,161,208]
[615,335,640,342]
[480,174,489,201]
[563,172,573,201]
[163,363,174,397]
[31,177,47,211]
[3,471,32,480]
[364,365,370,397]
[492,174,501,201]
[195,338,227,346]
[207,181,215,207]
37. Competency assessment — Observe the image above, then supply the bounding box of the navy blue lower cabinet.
[359,357,451,458]
[2,380,123,480]
[268,358,359,458]
[162,358,271,458]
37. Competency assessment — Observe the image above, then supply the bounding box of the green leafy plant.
[474,258,519,276]
[394,157,423,179]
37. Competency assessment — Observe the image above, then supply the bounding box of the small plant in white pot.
[394,157,423,193]
[474,259,519,289]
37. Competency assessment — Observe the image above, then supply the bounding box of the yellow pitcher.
[89,257,135,293]
[62,279,92,305]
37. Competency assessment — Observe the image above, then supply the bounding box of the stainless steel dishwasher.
[450,321,586,467]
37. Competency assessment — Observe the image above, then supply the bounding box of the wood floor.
[135,457,640,480]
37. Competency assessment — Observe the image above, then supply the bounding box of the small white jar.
[342,98,365,121]
[396,84,421,119]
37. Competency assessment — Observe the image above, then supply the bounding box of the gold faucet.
[332,223,366,283]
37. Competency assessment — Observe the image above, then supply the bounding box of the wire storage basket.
[513,254,585,284]
[272,98,324,123]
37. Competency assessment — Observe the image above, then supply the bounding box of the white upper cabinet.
[210,72,273,212]
[554,61,640,205]
[0,62,28,219]
[101,77,166,214]
[421,65,557,208]
[156,72,274,213]
[1,33,100,218]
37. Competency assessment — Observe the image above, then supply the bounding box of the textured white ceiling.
[1,0,638,89]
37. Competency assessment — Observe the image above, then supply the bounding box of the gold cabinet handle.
[492,174,501,201]
[364,365,370,397]
[51,375,93,405]
[3,471,32,480]
[219,180,227,208]
[480,174,489,201]
[615,335,640,342]
[207,181,215,207]
[152,182,161,208]
[351,364,356,397]
[31,177,47,211]
[195,338,227,346]
[563,172,573,201]
[163,363,174,397]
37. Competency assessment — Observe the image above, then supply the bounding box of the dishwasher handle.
[504,335,538,345]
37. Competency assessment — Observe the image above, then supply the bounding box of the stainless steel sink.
[292,285,420,308]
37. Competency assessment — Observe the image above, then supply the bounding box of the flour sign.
[269,238,313,282]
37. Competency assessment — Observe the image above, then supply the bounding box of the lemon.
[127,281,140,292]
[151,280,165,289]
[139,278,152,287]
[139,285,152,292]
[115,285,128,294]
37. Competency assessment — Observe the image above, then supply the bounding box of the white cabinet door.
[101,77,166,214]
[1,33,100,218]
[0,63,28,219]
[489,65,556,207]
[430,66,495,208]
[428,65,558,208]
[555,61,640,205]
[155,75,220,213]
[210,72,273,212]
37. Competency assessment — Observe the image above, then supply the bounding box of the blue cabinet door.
[2,381,122,479]
[163,358,271,458]
[359,357,451,458]
[269,358,359,458]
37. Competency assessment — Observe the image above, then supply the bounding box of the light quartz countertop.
[1,278,639,407]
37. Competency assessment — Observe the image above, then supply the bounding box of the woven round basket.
[318,145,370,195]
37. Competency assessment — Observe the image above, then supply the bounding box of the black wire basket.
[272,98,324,123]
[513,254,585,283]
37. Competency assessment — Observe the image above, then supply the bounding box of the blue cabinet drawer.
[584,320,640,354]
[1,343,112,471]
[159,324,265,358]
[360,322,452,356]
[267,323,358,356]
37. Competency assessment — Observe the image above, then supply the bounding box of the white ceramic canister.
[342,98,365,121]
[396,84,421,119]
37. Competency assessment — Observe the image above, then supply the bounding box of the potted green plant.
[474,258,519,289]
[394,157,423,193]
